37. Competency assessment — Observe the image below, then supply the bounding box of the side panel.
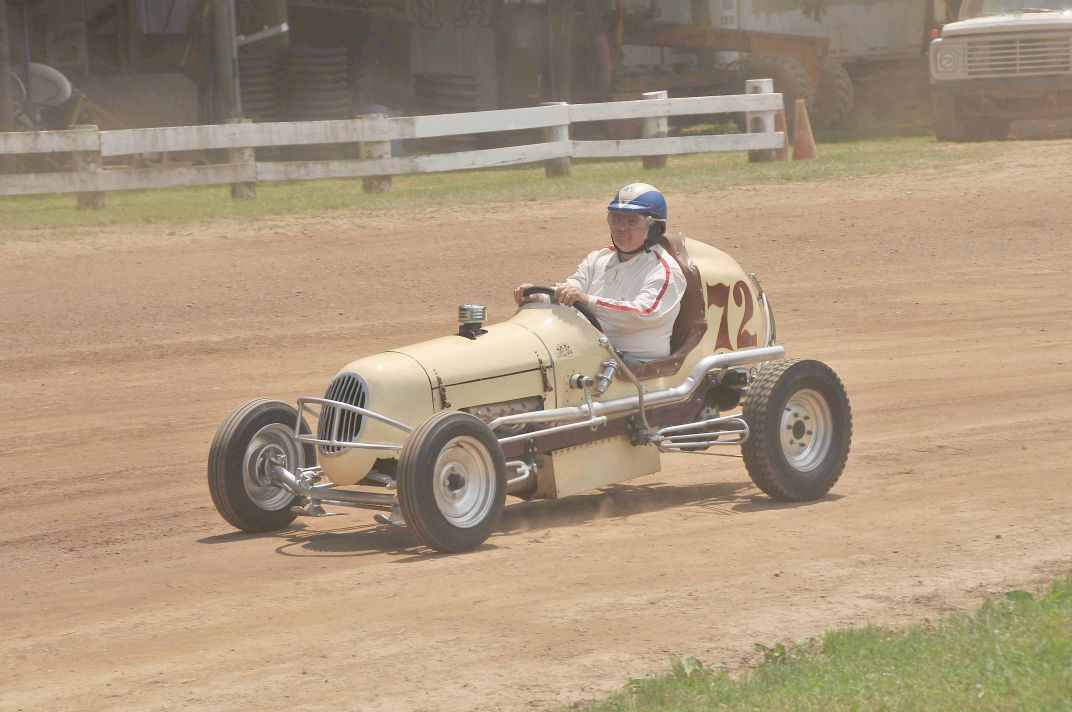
[443,370,551,411]
[510,303,613,408]
[679,238,766,374]
[738,0,928,61]
[394,323,552,389]
[538,435,661,499]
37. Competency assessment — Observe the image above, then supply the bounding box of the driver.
[514,183,687,363]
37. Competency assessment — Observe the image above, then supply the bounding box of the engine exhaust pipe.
[488,345,784,432]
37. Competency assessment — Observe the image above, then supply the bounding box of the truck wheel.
[932,92,966,141]
[738,53,814,136]
[815,57,854,128]
[964,119,1010,141]
[397,411,507,553]
[208,399,314,532]
[741,359,852,501]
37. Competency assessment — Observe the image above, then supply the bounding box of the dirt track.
[1,141,1070,711]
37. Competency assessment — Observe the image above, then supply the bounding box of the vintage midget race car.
[208,235,852,552]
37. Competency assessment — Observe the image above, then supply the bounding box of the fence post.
[358,112,392,193]
[745,78,777,164]
[227,117,256,199]
[541,101,571,178]
[641,90,668,170]
[72,124,105,210]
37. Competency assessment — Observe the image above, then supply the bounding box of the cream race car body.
[316,237,762,498]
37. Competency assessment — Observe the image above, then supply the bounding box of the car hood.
[391,320,553,388]
[944,12,1072,37]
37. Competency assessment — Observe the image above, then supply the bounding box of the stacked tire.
[414,73,481,150]
[238,52,276,123]
[279,46,353,122]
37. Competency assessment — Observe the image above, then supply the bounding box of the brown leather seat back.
[630,235,708,381]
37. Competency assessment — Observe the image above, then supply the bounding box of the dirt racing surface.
[1,141,1070,711]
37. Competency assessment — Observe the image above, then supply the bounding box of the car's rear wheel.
[741,359,852,501]
[397,411,507,553]
[208,399,314,532]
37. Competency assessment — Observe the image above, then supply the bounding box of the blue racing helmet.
[607,183,667,222]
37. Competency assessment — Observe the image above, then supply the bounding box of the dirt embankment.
[1,140,1069,711]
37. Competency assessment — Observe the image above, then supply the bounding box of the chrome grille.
[966,34,1072,78]
[317,373,367,455]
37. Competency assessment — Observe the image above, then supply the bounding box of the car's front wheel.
[741,359,852,501]
[397,411,507,553]
[933,91,965,141]
[208,399,314,532]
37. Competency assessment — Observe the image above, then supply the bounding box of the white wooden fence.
[0,81,784,208]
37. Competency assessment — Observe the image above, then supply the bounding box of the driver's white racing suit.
[562,244,687,362]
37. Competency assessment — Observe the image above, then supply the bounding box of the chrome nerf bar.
[293,396,412,452]
[488,345,784,432]
[653,414,749,451]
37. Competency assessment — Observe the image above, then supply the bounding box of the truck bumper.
[931,75,1072,120]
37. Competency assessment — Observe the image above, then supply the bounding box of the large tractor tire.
[737,53,814,135]
[964,119,1010,141]
[815,57,854,128]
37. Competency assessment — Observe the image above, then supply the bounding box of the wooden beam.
[546,0,575,102]
[571,133,785,159]
[690,0,718,72]
[623,21,828,55]
[0,0,14,133]
[0,126,99,154]
[0,0,13,172]
[117,0,141,73]
[212,0,237,121]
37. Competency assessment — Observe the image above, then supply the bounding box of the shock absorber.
[594,359,618,396]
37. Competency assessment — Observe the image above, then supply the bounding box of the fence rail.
[0,82,784,206]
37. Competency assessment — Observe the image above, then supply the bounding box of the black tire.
[932,92,966,142]
[397,411,507,553]
[963,118,1010,141]
[208,399,315,532]
[738,53,815,136]
[741,359,852,501]
[815,57,854,128]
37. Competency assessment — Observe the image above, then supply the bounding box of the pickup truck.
[930,1,1072,140]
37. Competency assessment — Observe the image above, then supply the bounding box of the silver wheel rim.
[432,435,497,529]
[242,423,303,511]
[780,388,833,472]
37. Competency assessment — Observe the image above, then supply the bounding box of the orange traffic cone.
[791,98,818,161]
[774,110,790,161]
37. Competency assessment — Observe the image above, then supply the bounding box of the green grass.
[0,135,1004,234]
[578,574,1072,711]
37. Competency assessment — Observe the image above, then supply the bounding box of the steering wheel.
[523,286,603,333]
